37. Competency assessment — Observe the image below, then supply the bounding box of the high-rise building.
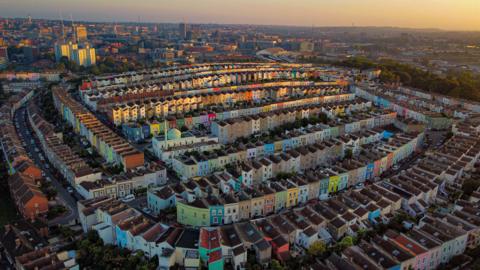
[179,23,187,40]
[75,25,88,42]
[54,42,96,67]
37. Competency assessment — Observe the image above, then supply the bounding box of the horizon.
[1,0,480,32]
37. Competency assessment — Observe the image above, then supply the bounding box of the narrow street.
[14,106,78,225]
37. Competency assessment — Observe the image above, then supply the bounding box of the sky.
[1,0,480,31]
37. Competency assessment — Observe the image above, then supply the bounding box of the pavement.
[14,106,78,226]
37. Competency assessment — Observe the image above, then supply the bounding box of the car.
[67,187,74,193]
[46,177,52,182]
[45,164,50,169]
[121,194,135,202]
[354,183,364,190]
[142,207,152,214]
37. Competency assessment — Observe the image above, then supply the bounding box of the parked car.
[67,187,74,193]
[121,194,135,202]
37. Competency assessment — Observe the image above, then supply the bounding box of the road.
[14,106,78,225]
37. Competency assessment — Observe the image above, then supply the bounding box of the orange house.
[15,160,42,180]
[8,173,49,220]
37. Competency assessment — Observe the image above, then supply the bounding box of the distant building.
[179,23,187,39]
[22,46,39,63]
[75,25,88,42]
[54,41,96,67]
[299,41,314,52]
[0,46,8,70]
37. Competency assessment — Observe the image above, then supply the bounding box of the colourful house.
[207,198,224,225]
[328,175,340,193]
[285,183,299,208]
[319,177,330,200]
[177,200,211,227]
[264,143,275,156]
[199,228,224,270]
[337,173,348,191]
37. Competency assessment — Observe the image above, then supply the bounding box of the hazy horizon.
[1,0,480,31]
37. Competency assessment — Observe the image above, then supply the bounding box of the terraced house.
[52,86,144,170]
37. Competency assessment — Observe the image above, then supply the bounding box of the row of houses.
[172,110,398,179]
[170,132,423,227]
[148,98,371,163]
[75,161,167,200]
[337,214,469,270]
[77,159,464,270]
[106,84,349,126]
[87,80,320,112]
[415,133,480,186]
[82,67,319,112]
[396,86,480,116]
[120,91,357,145]
[0,90,49,221]
[0,89,35,174]
[52,86,145,171]
[14,247,79,270]
[354,85,453,130]
[83,65,319,100]
[27,102,102,186]
[78,197,215,270]
[84,62,314,90]
[211,99,371,144]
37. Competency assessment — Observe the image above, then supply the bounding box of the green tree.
[270,259,285,270]
[307,240,327,256]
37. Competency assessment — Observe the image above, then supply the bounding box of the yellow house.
[328,175,340,193]
[285,182,299,208]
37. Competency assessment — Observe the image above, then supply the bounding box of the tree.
[307,240,327,256]
[270,259,285,270]
[333,236,354,252]
[90,65,101,75]
[344,149,353,159]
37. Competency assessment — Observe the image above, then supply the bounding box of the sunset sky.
[1,0,480,31]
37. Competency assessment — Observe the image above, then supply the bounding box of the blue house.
[264,143,275,156]
[337,173,349,191]
[122,124,144,143]
[282,138,293,152]
[142,124,151,139]
[382,130,394,139]
[367,203,381,223]
[319,178,330,200]
[197,159,209,176]
[366,163,375,180]
[115,225,128,248]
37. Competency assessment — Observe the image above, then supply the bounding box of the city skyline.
[1,0,480,31]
